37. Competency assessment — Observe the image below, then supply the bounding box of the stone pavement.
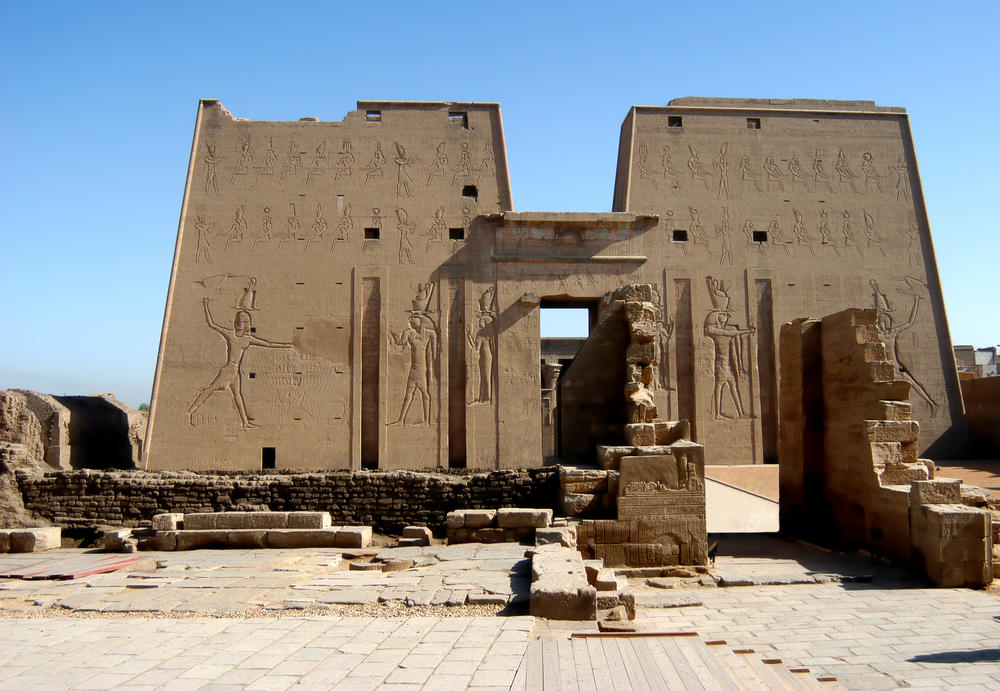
[0,538,999,689]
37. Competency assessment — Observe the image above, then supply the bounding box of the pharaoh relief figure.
[466,287,497,404]
[704,277,754,421]
[388,283,439,426]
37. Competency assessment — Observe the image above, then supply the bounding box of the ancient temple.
[145,98,962,471]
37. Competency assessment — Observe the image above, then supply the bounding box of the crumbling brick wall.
[779,309,991,587]
[15,467,559,535]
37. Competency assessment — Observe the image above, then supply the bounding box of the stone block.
[624,423,655,446]
[401,526,432,543]
[594,568,619,591]
[530,548,597,620]
[473,528,518,543]
[624,301,656,323]
[625,341,655,365]
[865,421,920,444]
[535,527,578,548]
[597,607,636,632]
[152,513,184,531]
[597,585,635,620]
[497,508,552,529]
[597,446,634,470]
[10,528,61,553]
[583,559,603,586]
[103,528,134,552]
[559,491,602,517]
[138,532,177,551]
[654,420,690,445]
[228,529,269,548]
[560,467,608,494]
[629,321,657,343]
[182,513,218,530]
[608,471,619,495]
[335,526,372,548]
[175,530,229,550]
[446,511,466,531]
[287,512,332,529]
[463,510,496,528]
[382,559,414,572]
[911,479,962,505]
[0,532,9,553]
[397,537,425,547]
[215,512,291,530]
[620,285,653,303]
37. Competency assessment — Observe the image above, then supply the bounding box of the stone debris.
[0,527,61,553]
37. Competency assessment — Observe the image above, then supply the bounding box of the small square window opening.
[462,185,478,200]
[747,118,761,130]
[672,230,689,242]
[752,231,768,243]
[364,227,380,240]
[448,112,469,129]
[449,227,465,240]
[365,110,381,122]
[668,116,683,128]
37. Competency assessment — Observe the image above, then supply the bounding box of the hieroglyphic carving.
[364,207,384,254]
[475,143,496,185]
[768,219,793,257]
[813,153,835,193]
[303,203,327,253]
[332,141,354,187]
[467,287,496,404]
[843,210,863,257]
[204,143,222,196]
[252,138,277,188]
[396,208,416,265]
[743,220,764,255]
[306,142,327,184]
[704,277,753,421]
[863,209,887,258]
[425,142,447,187]
[836,149,860,194]
[791,209,816,257]
[251,207,272,254]
[872,277,938,417]
[388,283,439,425]
[223,205,247,253]
[394,143,415,198]
[331,204,352,251]
[788,157,811,193]
[740,155,763,193]
[423,206,445,253]
[862,152,886,195]
[187,297,292,428]
[889,155,909,202]
[230,136,253,186]
[278,140,301,184]
[275,203,299,254]
[819,208,841,257]
[714,143,730,200]
[363,143,386,186]
[903,221,921,266]
[452,142,471,185]
[195,216,215,264]
[716,208,734,267]
[763,156,786,193]
[651,292,675,393]
[235,277,257,311]
[661,145,683,189]
[688,207,714,256]
[636,144,659,190]
[686,146,713,191]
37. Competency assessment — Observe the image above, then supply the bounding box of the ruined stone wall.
[15,467,559,534]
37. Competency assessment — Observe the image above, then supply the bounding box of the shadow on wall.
[54,396,138,470]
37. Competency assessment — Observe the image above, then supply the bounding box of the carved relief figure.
[388,297,439,426]
[252,138,277,188]
[396,207,416,265]
[873,278,938,417]
[423,206,446,253]
[467,287,496,404]
[716,208,734,267]
[819,208,841,257]
[813,154,835,193]
[651,302,675,392]
[363,143,386,186]
[204,143,222,196]
[863,209,887,258]
[331,204,352,250]
[365,207,384,254]
[768,219,793,257]
[661,145,683,189]
[306,142,327,184]
[278,140,301,184]
[889,155,909,202]
[425,142,448,187]
[452,142,472,184]
[740,156,764,193]
[394,143,415,198]
[861,152,886,195]
[230,136,253,186]
[788,157,811,193]
[903,221,921,266]
[332,141,354,187]
[686,146,713,190]
[275,204,300,254]
[223,205,248,253]
[843,210,863,257]
[303,203,327,253]
[743,220,764,255]
[187,298,292,428]
[236,277,257,311]
[636,144,659,190]
[704,278,754,421]
[714,143,730,200]
[688,207,714,256]
[836,149,860,193]
[251,207,272,254]
[475,143,496,185]
[195,216,215,264]
[763,156,786,193]
[791,209,817,257]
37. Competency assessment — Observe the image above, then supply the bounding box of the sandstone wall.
[15,467,559,534]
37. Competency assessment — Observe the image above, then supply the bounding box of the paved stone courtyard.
[1,539,999,689]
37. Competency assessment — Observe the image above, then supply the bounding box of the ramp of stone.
[511,634,844,690]
[0,553,143,580]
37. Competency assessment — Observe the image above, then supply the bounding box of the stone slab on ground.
[529,545,597,620]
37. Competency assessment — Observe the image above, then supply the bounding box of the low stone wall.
[15,467,560,535]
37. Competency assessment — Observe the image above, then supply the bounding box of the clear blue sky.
[2,1,997,407]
